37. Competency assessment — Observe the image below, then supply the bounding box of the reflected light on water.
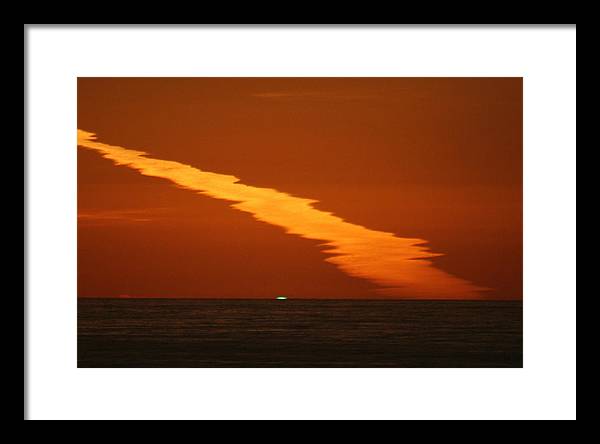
[78,130,487,299]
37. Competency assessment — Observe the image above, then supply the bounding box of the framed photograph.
[77,77,523,369]
[25,25,576,420]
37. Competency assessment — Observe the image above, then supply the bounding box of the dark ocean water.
[78,299,523,368]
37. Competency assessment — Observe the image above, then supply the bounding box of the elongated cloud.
[78,130,487,299]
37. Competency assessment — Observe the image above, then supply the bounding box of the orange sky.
[78,78,522,300]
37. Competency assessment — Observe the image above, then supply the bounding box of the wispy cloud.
[78,208,169,225]
[251,91,378,101]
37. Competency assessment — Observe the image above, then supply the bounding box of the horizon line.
[78,296,523,302]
